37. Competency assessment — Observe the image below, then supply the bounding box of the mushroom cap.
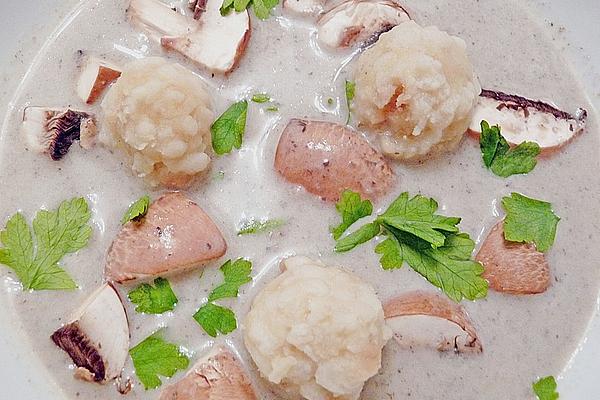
[104,192,227,283]
[274,118,394,202]
[128,0,251,74]
[317,0,411,49]
[159,347,257,400]
[468,89,587,152]
[384,290,482,353]
[21,107,97,160]
[77,56,122,105]
[51,284,130,383]
[476,221,550,295]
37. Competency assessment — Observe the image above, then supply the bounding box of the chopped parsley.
[129,332,190,390]
[334,192,488,302]
[479,120,541,177]
[0,197,92,291]
[331,190,373,240]
[533,376,559,400]
[211,100,248,155]
[502,193,560,252]
[128,278,178,314]
[251,93,271,103]
[121,195,150,224]
[193,258,253,337]
[265,105,279,112]
[345,80,356,124]
[221,0,278,20]
[238,218,285,235]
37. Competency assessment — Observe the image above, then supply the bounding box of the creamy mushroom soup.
[0,0,599,399]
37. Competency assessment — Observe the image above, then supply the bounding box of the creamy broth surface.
[1,0,600,399]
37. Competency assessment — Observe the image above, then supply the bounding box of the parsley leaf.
[193,303,237,337]
[331,190,373,240]
[121,195,150,224]
[129,333,190,390]
[208,258,252,301]
[533,376,559,400]
[502,193,560,252]
[222,0,278,19]
[128,278,178,314]
[211,100,248,155]
[0,198,92,291]
[378,193,460,248]
[238,218,285,235]
[491,142,541,177]
[479,120,540,177]
[193,258,253,337]
[252,0,279,19]
[345,80,356,124]
[251,93,271,103]
[334,222,380,253]
[334,192,488,302]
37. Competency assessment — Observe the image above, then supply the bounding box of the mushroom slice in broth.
[384,291,482,353]
[469,89,588,152]
[476,221,550,295]
[317,0,411,49]
[51,284,129,383]
[77,56,121,105]
[274,118,394,202]
[21,107,97,159]
[104,192,227,284]
[160,347,257,400]
[128,0,251,74]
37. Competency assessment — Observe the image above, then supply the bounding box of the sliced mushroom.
[160,347,257,400]
[128,0,251,74]
[21,107,98,159]
[77,56,122,105]
[105,192,227,283]
[51,284,129,383]
[476,221,550,295]
[468,89,588,152]
[384,291,482,353]
[274,119,394,202]
[317,0,410,49]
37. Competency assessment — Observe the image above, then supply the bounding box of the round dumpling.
[101,57,214,188]
[353,21,481,161]
[243,256,391,400]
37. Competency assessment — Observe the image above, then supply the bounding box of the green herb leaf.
[533,376,559,400]
[0,198,92,291]
[128,278,178,314]
[234,0,252,11]
[220,0,235,14]
[208,258,253,301]
[479,121,505,168]
[502,193,560,252]
[251,93,271,103]
[491,141,541,177]
[193,259,253,337]
[334,192,488,302]
[129,333,190,390]
[345,80,356,124]
[193,303,237,337]
[211,100,248,155]
[252,0,279,19]
[378,193,460,248]
[331,190,373,240]
[121,195,150,225]
[479,120,540,177]
[238,218,285,235]
[334,222,380,253]
[265,106,279,112]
